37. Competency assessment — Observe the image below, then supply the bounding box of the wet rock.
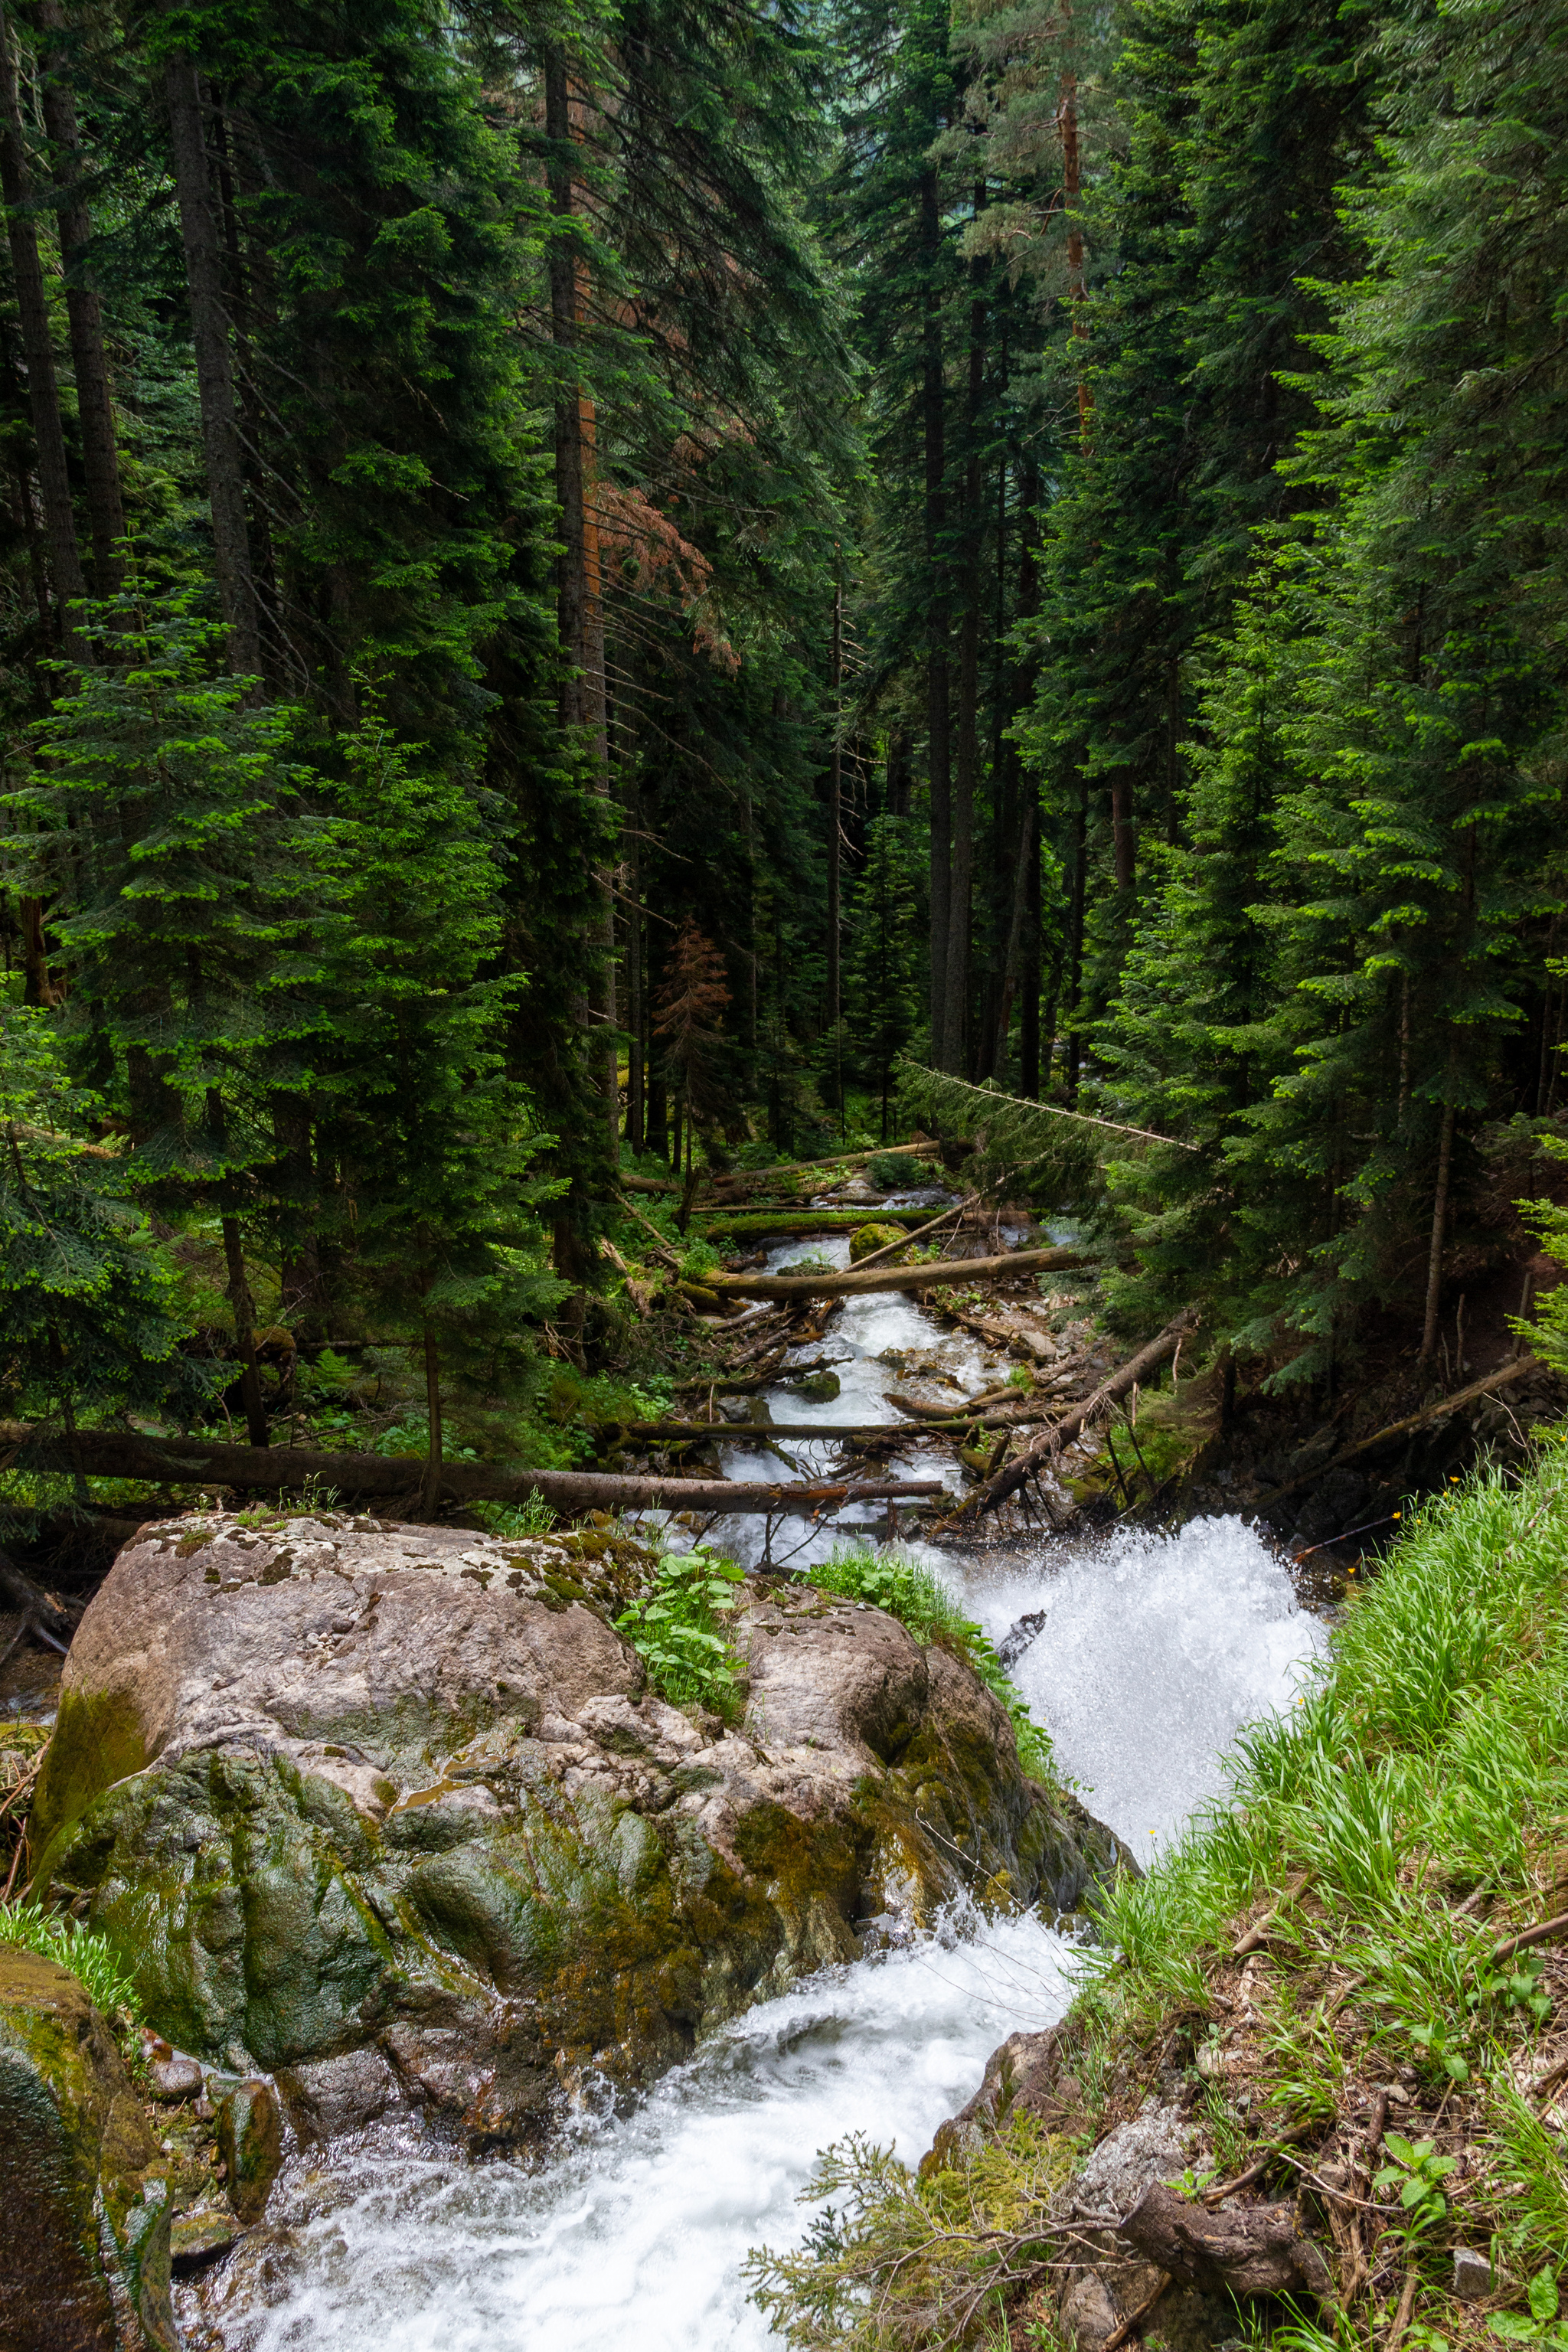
[277,2050,403,2141]
[148,2052,204,2102]
[793,1368,842,1401]
[169,2202,241,2272]
[0,1942,177,2349]
[216,2078,284,2221]
[32,1512,1129,2148]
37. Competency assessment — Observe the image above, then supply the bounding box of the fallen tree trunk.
[1252,1354,1544,1513]
[703,1246,1093,1302]
[938,1309,1198,1524]
[0,1424,941,1518]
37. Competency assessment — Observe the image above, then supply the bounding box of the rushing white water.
[196,1907,1073,2352]
[194,1234,1328,2349]
[964,1517,1328,1855]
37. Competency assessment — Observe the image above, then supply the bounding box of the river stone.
[0,1942,178,2350]
[31,1511,1129,2145]
[215,2078,284,2222]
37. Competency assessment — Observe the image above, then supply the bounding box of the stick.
[1099,2275,1172,2352]
[938,1310,1199,1525]
[1490,1909,1568,1963]
[702,1245,1094,1302]
[848,1192,976,1272]
[900,1063,1203,1153]
[1200,2120,1318,2205]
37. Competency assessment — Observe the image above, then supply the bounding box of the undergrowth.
[751,1450,1568,2350]
[811,1544,1056,1779]
[616,1540,748,1719]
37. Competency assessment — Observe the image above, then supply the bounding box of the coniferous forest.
[4,0,1568,1501]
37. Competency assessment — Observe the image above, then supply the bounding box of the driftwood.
[940,1310,1198,1524]
[1116,2180,1335,2303]
[0,1425,942,1518]
[703,1245,1093,1302]
[1253,1354,1544,1512]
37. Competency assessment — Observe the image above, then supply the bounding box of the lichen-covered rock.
[0,1943,177,2350]
[32,1511,1127,2145]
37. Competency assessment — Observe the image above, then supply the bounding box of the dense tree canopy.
[4,0,1567,1455]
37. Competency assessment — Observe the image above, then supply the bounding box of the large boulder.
[31,1511,1125,2144]
[0,1944,177,2350]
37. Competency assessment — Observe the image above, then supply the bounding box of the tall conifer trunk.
[827,561,842,1115]
[948,239,985,1076]
[920,170,952,1068]
[165,54,261,677]
[0,2,87,648]
[546,46,617,1155]
[37,0,124,597]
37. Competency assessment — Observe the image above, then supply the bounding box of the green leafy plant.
[1409,2017,1472,2083]
[1491,2268,1568,2347]
[617,1543,747,1717]
[1470,1949,1553,2030]
[1374,2133,1457,2242]
[1,1900,141,2021]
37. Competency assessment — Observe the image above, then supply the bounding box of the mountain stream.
[190,1217,1327,2350]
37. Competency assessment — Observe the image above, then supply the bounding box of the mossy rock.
[849,1220,910,1263]
[0,1942,177,2349]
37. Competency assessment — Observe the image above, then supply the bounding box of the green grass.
[751,1449,1568,2350]
[1,1899,142,2022]
[810,1543,1056,1779]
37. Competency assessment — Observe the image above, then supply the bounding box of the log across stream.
[188,1230,1329,2352]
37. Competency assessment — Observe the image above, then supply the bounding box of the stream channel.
[192,1211,1329,2351]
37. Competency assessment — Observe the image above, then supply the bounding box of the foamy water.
[194,1235,1327,2349]
[194,1909,1073,2352]
[965,1517,1327,1854]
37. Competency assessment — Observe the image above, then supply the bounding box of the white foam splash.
[195,1909,1073,2352]
[965,1514,1327,1854]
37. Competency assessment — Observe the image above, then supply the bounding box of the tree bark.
[702,1243,1091,1302]
[1112,772,1135,892]
[827,560,842,1112]
[36,0,124,597]
[421,1326,443,1518]
[19,893,57,1005]
[545,47,616,1154]
[947,248,985,1079]
[920,168,952,1068]
[164,55,260,677]
[1419,1095,1456,1368]
[0,1,87,648]
[1064,764,1089,1102]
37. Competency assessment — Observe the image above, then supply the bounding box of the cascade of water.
[192,1235,1326,2348]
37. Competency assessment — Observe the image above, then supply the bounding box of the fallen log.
[1252,1354,1544,1513]
[703,1245,1094,1302]
[0,1424,941,1518]
[938,1309,1198,1524]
